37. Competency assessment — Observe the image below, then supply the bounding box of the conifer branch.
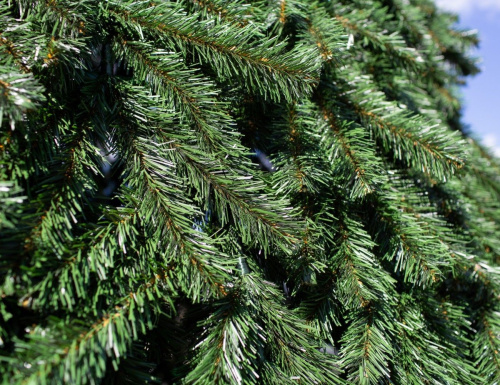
[304,8,344,64]
[21,127,100,260]
[24,209,137,312]
[340,309,394,385]
[393,295,478,384]
[116,83,300,251]
[270,102,331,198]
[319,105,382,197]
[373,207,446,286]
[11,273,173,385]
[127,142,231,298]
[112,97,234,298]
[114,42,230,152]
[0,35,30,73]
[185,0,252,27]
[334,12,424,70]
[328,66,466,181]
[474,310,500,382]
[107,1,320,102]
[298,272,340,343]
[176,148,300,248]
[0,72,45,129]
[332,215,396,309]
[1,1,498,383]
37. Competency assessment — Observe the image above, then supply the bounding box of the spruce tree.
[1,0,499,384]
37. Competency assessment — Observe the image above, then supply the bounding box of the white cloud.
[435,0,500,13]
[482,134,500,158]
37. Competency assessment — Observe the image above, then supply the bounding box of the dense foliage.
[1,0,499,384]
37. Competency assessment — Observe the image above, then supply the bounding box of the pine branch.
[113,87,238,299]
[187,271,345,384]
[185,275,265,385]
[297,272,341,344]
[373,199,449,286]
[0,71,44,129]
[303,4,345,64]
[333,9,425,70]
[113,41,231,152]
[473,309,500,382]
[21,120,101,258]
[116,83,301,253]
[22,209,138,313]
[107,0,320,102]
[393,294,479,384]
[183,0,255,28]
[6,273,174,385]
[318,101,385,198]
[340,309,394,385]
[334,69,466,181]
[1,1,498,383]
[124,138,232,299]
[270,102,332,198]
[332,214,396,309]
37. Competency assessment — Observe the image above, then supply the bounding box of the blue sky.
[436,0,500,156]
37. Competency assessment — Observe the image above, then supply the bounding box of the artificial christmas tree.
[1,0,499,384]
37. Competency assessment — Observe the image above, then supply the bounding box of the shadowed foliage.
[0,0,499,384]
